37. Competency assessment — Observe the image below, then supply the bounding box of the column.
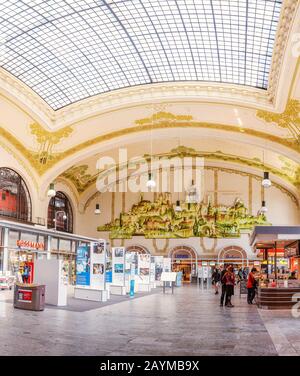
[47,235,51,260]
[3,227,9,272]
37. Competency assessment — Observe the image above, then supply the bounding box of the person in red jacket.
[224,266,235,307]
[247,267,258,304]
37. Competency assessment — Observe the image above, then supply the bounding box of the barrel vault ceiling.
[0,0,299,199]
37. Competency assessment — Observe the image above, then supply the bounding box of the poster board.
[150,256,156,283]
[163,257,172,272]
[76,243,91,286]
[138,253,151,284]
[105,242,112,283]
[154,256,164,281]
[161,272,177,282]
[90,240,106,290]
[112,247,125,286]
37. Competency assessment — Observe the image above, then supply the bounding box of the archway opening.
[125,245,150,254]
[47,191,73,233]
[169,246,197,283]
[0,167,32,223]
[218,246,248,270]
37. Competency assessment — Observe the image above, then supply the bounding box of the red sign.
[17,240,44,250]
[18,289,32,302]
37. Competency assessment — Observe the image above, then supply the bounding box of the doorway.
[169,246,198,283]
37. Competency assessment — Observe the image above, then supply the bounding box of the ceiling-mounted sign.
[17,240,45,251]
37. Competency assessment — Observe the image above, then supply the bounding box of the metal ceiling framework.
[0,0,282,110]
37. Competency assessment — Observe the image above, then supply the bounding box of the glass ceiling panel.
[0,0,283,110]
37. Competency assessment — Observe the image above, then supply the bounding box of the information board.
[76,244,90,286]
[138,254,151,284]
[112,247,126,286]
[90,240,106,290]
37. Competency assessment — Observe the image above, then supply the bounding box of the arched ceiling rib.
[0,0,283,110]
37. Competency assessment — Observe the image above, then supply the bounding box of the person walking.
[224,266,235,308]
[212,267,221,295]
[247,267,257,304]
[220,265,227,306]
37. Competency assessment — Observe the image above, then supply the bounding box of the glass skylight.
[0,0,283,110]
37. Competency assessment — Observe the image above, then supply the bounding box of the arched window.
[47,191,73,233]
[0,168,32,222]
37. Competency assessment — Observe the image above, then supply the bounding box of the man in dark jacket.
[220,265,228,306]
[212,267,221,294]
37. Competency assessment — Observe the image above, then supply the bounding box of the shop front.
[0,219,98,285]
[250,226,300,309]
[285,240,300,279]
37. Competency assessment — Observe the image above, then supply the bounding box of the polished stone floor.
[0,284,299,356]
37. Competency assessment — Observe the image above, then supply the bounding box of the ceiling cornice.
[1,112,300,176]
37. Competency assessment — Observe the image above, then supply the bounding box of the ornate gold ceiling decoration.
[100,147,300,189]
[62,165,97,194]
[1,110,300,176]
[30,123,73,165]
[257,99,300,142]
[0,138,38,190]
[0,123,73,175]
[63,148,300,211]
[135,112,193,125]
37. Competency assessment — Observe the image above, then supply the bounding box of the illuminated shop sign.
[17,240,45,250]
[285,241,300,258]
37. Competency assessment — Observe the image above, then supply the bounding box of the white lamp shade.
[260,201,268,213]
[146,173,156,188]
[175,200,182,212]
[47,183,56,197]
[262,172,271,188]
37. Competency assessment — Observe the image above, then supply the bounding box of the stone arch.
[125,245,150,254]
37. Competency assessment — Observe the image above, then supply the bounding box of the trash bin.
[14,283,45,311]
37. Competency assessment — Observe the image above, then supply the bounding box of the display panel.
[75,244,90,286]
[90,240,106,289]
[112,246,125,286]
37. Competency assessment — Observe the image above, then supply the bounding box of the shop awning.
[250,226,300,250]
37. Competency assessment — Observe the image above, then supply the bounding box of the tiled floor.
[0,284,298,356]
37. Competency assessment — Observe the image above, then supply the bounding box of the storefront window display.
[0,220,98,285]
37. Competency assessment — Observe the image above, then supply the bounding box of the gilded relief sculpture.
[98,194,269,239]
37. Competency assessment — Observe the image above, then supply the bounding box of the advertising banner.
[138,253,151,284]
[76,244,90,286]
[112,247,125,286]
[90,240,106,290]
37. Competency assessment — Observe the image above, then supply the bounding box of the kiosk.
[250,226,300,309]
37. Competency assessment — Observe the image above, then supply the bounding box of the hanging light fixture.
[175,200,182,212]
[146,172,156,188]
[146,103,156,189]
[260,200,268,213]
[94,203,101,215]
[47,183,56,197]
[262,172,272,188]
